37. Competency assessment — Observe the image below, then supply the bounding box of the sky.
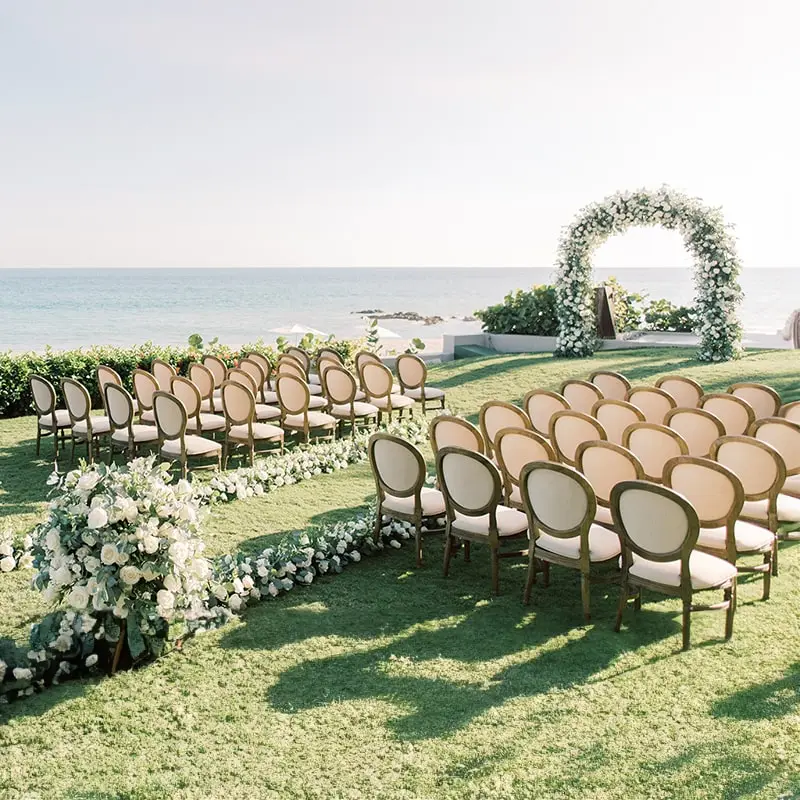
[1,0,798,269]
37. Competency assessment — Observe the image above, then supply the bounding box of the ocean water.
[0,267,796,352]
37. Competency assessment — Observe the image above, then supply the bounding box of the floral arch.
[554,187,743,362]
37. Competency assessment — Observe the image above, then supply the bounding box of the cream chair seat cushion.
[283,411,337,429]
[162,436,221,456]
[307,383,323,396]
[262,390,279,405]
[309,374,321,386]
[73,416,112,435]
[383,487,446,517]
[594,505,614,527]
[199,398,214,413]
[453,505,528,537]
[229,423,284,441]
[307,396,329,410]
[111,425,160,444]
[39,409,72,428]
[186,413,226,432]
[403,386,445,400]
[255,404,282,421]
[371,394,415,410]
[330,401,379,419]
[740,494,800,523]
[535,524,621,562]
[628,551,737,590]
[697,520,774,553]
[508,485,522,506]
[140,410,156,423]
[213,389,223,401]
[782,474,800,496]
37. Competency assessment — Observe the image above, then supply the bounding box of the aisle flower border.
[555,186,743,362]
[0,416,434,702]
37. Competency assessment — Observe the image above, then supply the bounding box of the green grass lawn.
[1,348,800,799]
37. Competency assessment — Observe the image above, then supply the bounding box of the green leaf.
[126,617,146,660]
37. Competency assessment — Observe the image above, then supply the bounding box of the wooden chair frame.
[321,365,378,437]
[728,382,781,420]
[621,421,688,483]
[523,389,570,438]
[132,369,159,425]
[220,380,284,468]
[360,362,413,423]
[625,386,677,424]
[560,379,604,415]
[655,375,704,409]
[30,375,70,459]
[429,415,485,459]
[548,410,606,467]
[778,400,800,424]
[275,373,336,444]
[591,398,645,446]
[611,480,736,651]
[699,393,756,436]
[61,378,109,464]
[494,427,556,508]
[588,370,631,401]
[664,406,725,458]
[104,382,158,463]
[395,353,446,413]
[478,400,531,459]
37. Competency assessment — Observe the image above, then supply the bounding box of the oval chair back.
[728,382,781,420]
[592,399,645,446]
[709,436,786,512]
[104,382,135,432]
[396,353,427,392]
[171,376,202,419]
[360,361,394,401]
[655,375,703,409]
[589,370,631,401]
[549,410,606,467]
[221,380,255,427]
[285,347,311,372]
[151,358,176,388]
[576,439,645,517]
[323,365,358,406]
[560,379,604,415]
[153,390,187,442]
[318,357,341,390]
[368,432,426,508]
[239,358,267,402]
[664,407,725,458]
[189,362,216,408]
[245,351,272,383]
[276,356,308,382]
[61,378,91,424]
[523,389,570,438]
[317,348,344,367]
[202,355,227,389]
[479,401,531,458]
[622,422,688,483]
[133,369,159,415]
[429,415,484,458]
[275,373,310,416]
[699,393,755,436]
[495,428,556,506]
[625,386,676,424]
[779,401,800,425]
[750,417,800,481]
[227,367,259,396]
[355,350,381,378]
[97,365,122,409]
[436,447,503,535]
[30,375,57,418]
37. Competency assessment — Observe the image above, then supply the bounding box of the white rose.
[163,574,180,593]
[45,528,62,551]
[241,575,254,590]
[142,535,159,555]
[0,555,15,573]
[67,585,90,609]
[228,594,242,612]
[77,473,100,492]
[0,541,13,557]
[100,543,119,565]
[85,654,99,667]
[87,507,109,530]
[156,589,175,610]
[213,585,228,601]
[119,565,142,585]
[13,667,33,681]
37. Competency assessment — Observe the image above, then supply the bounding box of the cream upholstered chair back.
[592,399,645,446]
[779,401,800,424]
[625,386,676,424]
[151,359,176,388]
[227,367,258,396]
[97,365,122,398]
[189,362,216,402]
[479,401,531,456]
[171,377,201,418]
[104,383,135,430]
[495,428,555,503]
[396,354,427,390]
[750,418,800,477]
[153,391,187,441]
[728,382,781,420]
[361,362,394,399]
[699,393,755,436]
[221,380,255,426]
[589,370,631,402]
[429,415,484,457]
[549,410,606,467]
[369,433,425,500]
[437,447,503,521]
[318,357,340,387]
[202,355,227,389]
[30,375,57,416]
[245,351,272,380]
[710,435,785,501]
[239,358,266,399]
[622,422,688,483]
[611,480,699,563]
[317,347,344,366]
[523,390,570,437]
[655,375,703,409]
[663,456,744,528]
[355,350,381,376]
[323,365,357,406]
[576,440,644,505]
[62,378,91,423]
[276,356,307,381]
[664,407,725,458]
[275,373,310,415]
[133,369,159,412]
[285,347,310,371]
[520,461,596,537]
[560,379,603,415]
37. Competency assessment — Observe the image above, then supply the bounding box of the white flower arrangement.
[555,187,743,362]
[0,530,33,574]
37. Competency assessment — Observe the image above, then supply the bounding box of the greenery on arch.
[554,187,743,361]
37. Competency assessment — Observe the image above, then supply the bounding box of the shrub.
[475,285,559,336]
[643,299,696,333]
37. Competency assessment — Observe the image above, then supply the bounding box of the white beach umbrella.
[374,325,401,339]
[268,323,328,337]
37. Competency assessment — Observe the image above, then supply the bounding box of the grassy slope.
[0,348,799,799]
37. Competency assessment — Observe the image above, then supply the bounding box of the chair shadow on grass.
[220,538,685,741]
[712,661,800,721]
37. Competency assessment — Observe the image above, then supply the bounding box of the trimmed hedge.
[0,337,361,419]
